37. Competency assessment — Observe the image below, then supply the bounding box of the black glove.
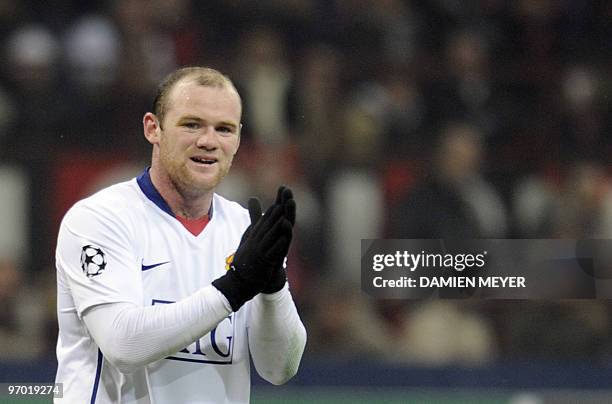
[262,186,296,293]
[212,197,292,311]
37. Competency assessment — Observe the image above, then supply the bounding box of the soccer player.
[54,67,307,403]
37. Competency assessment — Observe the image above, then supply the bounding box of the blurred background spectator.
[1,0,611,399]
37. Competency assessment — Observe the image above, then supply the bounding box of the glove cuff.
[212,269,256,312]
[262,269,287,294]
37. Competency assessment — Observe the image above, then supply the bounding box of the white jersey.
[55,170,253,403]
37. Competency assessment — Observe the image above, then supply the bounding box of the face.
[144,80,241,198]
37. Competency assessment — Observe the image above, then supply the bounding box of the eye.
[216,126,234,135]
[183,122,200,129]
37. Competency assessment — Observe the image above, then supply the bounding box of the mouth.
[190,156,218,166]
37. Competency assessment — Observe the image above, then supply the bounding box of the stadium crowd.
[0,0,611,367]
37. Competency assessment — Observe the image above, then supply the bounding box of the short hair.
[152,66,241,128]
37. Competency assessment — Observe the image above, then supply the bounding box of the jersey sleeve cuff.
[257,283,290,303]
[208,284,233,312]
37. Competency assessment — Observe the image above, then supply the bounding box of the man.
[54,67,307,403]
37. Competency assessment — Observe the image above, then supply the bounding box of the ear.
[143,112,161,145]
[234,123,242,155]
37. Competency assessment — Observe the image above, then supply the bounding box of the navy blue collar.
[137,168,174,217]
[136,168,213,219]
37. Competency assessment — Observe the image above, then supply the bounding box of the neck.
[149,165,213,219]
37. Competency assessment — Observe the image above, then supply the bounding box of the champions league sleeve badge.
[80,245,107,277]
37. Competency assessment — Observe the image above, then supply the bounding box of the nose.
[195,125,218,149]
